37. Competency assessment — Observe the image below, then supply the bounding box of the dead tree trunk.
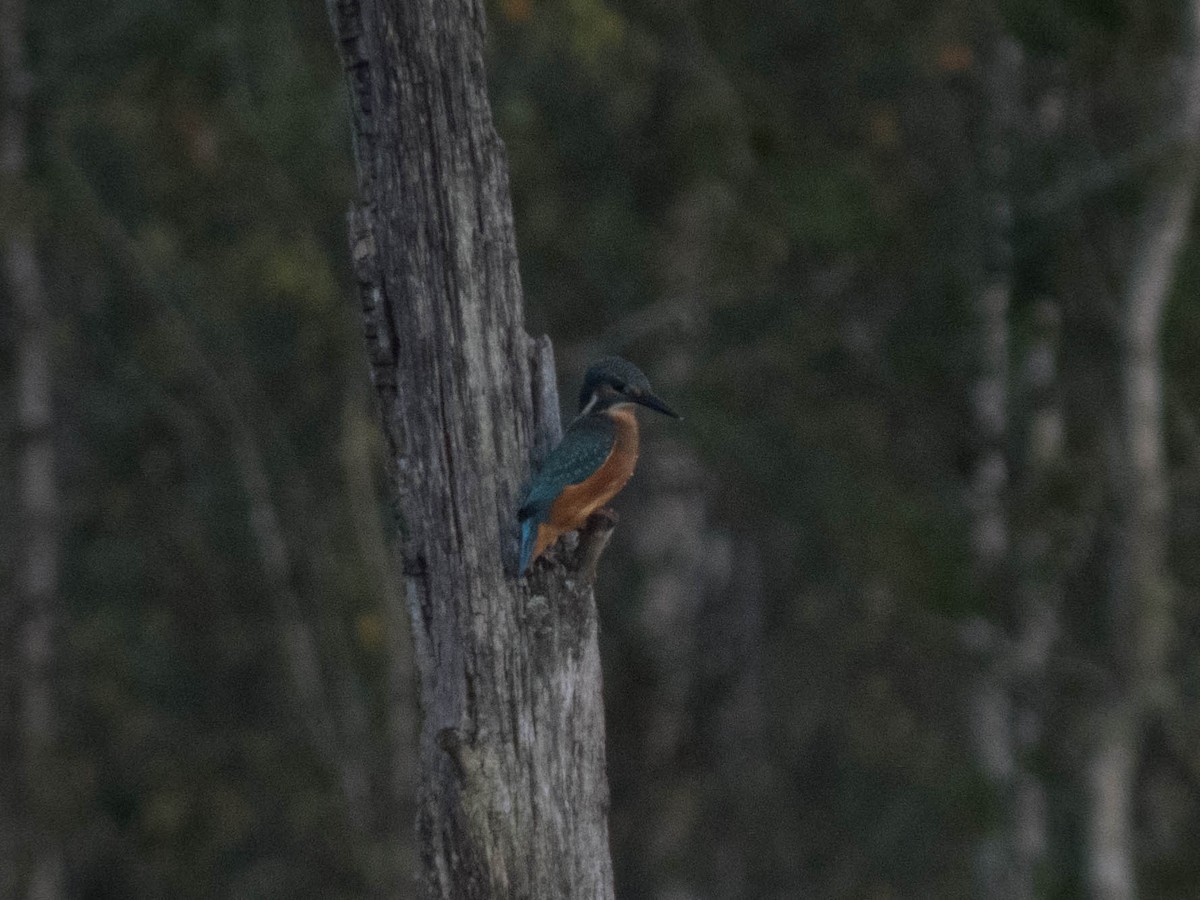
[1088,4,1200,895]
[1,1,65,897]
[328,1,615,897]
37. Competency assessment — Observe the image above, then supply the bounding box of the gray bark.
[1088,3,1200,896]
[1,0,65,895]
[329,1,615,897]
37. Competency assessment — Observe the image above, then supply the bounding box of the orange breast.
[549,408,640,531]
[548,407,639,534]
[527,408,642,567]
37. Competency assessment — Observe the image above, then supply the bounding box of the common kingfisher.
[518,357,680,574]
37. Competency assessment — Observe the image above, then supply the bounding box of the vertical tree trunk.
[329,1,615,896]
[1008,298,1064,892]
[1088,4,1200,896]
[341,391,418,891]
[1,1,65,897]
[966,33,1029,900]
[607,173,768,895]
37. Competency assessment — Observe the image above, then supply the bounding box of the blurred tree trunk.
[1,0,65,897]
[341,390,418,890]
[329,1,615,897]
[966,33,1035,900]
[55,142,398,892]
[1088,4,1200,895]
[1010,299,1065,886]
[606,170,769,895]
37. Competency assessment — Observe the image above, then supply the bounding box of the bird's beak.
[633,391,681,419]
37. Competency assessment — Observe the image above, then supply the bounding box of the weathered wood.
[328,0,615,896]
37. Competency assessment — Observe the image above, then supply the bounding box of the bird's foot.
[574,508,618,581]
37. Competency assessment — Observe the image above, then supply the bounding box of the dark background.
[4,0,1200,896]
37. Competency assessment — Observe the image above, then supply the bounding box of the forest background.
[4,0,1200,897]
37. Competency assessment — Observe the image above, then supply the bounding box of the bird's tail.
[518,517,539,575]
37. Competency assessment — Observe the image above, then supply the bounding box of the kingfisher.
[518,357,680,574]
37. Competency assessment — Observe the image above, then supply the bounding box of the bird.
[518,356,680,575]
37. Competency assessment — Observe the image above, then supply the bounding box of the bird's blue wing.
[518,518,541,575]
[519,415,616,521]
[518,416,615,572]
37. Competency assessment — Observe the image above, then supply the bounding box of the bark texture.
[329,1,615,896]
[1,0,65,896]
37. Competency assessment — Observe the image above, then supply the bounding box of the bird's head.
[577,356,680,419]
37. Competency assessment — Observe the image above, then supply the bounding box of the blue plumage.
[517,415,616,568]
[516,356,679,575]
[518,518,540,575]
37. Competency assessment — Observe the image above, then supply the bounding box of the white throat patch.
[578,392,600,418]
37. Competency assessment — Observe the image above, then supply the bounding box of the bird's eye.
[610,380,626,392]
